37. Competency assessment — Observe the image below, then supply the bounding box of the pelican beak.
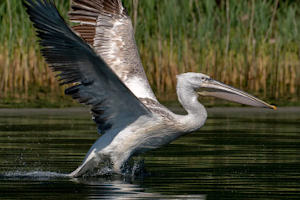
[198,79,277,110]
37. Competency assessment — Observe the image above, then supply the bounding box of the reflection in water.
[0,107,299,199]
[72,177,206,199]
[0,171,205,199]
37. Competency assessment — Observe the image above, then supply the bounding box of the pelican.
[23,0,276,177]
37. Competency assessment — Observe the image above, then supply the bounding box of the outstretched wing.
[23,0,151,134]
[69,0,157,100]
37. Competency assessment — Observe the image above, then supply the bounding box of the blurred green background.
[0,0,299,107]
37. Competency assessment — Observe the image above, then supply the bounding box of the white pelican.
[23,0,276,177]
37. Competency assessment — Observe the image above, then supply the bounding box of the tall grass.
[0,0,299,104]
[0,0,70,103]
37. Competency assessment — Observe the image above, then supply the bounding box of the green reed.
[0,0,299,104]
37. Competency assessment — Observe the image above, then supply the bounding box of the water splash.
[72,158,147,178]
[123,158,147,177]
[0,171,68,180]
[0,158,146,180]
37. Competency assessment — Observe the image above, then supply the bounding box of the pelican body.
[23,0,276,177]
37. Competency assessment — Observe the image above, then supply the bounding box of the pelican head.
[177,72,276,110]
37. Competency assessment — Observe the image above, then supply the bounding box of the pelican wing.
[23,0,151,134]
[69,0,157,100]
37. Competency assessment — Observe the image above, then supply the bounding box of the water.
[0,107,299,199]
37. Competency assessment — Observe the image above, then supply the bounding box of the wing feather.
[23,0,151,134]
[69,0,157,100]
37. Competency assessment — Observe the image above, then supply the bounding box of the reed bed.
[0,0,299,104]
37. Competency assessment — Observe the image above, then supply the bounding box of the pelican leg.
[68,132,120,177]
[68,149,99,177]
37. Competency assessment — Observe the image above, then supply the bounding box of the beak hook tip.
[270,105,277,110]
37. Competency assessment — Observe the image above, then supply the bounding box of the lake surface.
[0,107,299,199]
